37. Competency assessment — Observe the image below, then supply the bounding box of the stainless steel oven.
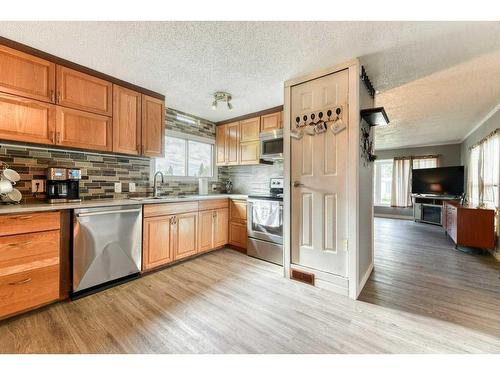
[260,129,283,161]
[247,196,284,265]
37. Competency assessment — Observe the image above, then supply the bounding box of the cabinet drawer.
[144,201,199,218]
[0,230,60,274]
[199,199,229,211]
[230,199,247,223]
[0,264,59,319]
[0,211,60,237]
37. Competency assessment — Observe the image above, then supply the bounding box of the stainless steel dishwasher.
[73,205,142,297]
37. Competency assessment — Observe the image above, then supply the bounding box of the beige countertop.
[0,194,248,215]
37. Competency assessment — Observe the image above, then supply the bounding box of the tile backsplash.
[218,161,283,195]
[0,108,219,202]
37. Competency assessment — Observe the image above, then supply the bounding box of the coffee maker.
[46,168,82,203]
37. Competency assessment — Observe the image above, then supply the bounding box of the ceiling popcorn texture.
[1,21,500,149]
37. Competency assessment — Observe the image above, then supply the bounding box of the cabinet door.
[225,122,239,165]
[56,66,112,115]
[214,208,229,248]
[198,210,214,253]
[229,221,247,249]
[174,212,198,260]
[216,124,227,166]
[239,116,260,142]
[141,94,165,157]
[112,85,141,155]
[240,141,260,165]
[260,112,280,132]
[143,215,174,270]
[56,106,112,151]
[0,45,56,103]
[230,200,247,223]
[0,93,56,145]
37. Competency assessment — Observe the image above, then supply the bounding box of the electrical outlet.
[114,182,122,193]
[31,179,45,194]
[129,182,136,193]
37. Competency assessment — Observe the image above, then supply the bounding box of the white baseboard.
[356,262,374,299]
[374,213,413,220]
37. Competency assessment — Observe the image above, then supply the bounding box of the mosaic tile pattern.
[217,161,284,195]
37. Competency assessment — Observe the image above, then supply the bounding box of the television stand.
[412,195,460,226]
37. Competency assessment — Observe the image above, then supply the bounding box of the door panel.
[198,210,214,252]
[56,106,112,151]
[260,112,280,133]
[0,45,56,103]
[291,69,349,277]
[240,141,260,165]
[214,208,228,248]
[56,66,112,115]
[216,124,227,165]
[0,93,56,145]
[174,212,198,260]
[113,85,141,155]
[240,117,260,141]
[143,216,173,270]
[225,122,239,165]
[141,94,165,157]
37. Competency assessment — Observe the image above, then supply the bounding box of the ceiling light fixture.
[211,91,233,111]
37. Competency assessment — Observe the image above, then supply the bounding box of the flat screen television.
[412,166,464,196]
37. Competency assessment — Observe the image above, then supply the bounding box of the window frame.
[373,158,393,207]
[151,130,217,182]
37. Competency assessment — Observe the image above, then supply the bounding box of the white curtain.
[391,158,412,207]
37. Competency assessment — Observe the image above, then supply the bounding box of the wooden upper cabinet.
[216,124,227,166]
[141,94,165,157]
[0,45,56,103]
[225,122,240,165]
[174,212,198,260]
[56,66,112,116]
[260,111,281,133]
[112,85,141,155]
[0,93,56,145]
[240,140,260,165]
[143,215,174,271]
[56,106,112,152]
[240,116,260,142]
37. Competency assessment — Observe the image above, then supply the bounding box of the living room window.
[374,159,393,206]
[468,130,499,208]
[413,156,438,169]
[154,131,216,180]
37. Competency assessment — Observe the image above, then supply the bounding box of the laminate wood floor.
[1,218,499,353]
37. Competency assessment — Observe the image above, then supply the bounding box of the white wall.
[357,81,375,293]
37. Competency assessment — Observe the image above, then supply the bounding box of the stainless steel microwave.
[260,129,283,160]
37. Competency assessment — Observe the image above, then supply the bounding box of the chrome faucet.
[153,171,165,198]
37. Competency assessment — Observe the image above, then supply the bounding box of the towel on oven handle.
[252,201,281,228]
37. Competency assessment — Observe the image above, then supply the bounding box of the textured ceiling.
[1,21,500,149]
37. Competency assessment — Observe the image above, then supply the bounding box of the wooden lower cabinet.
[174,212,198,260]
[229,199,247,250]
[198,208,229,253]
[229,222,247,249]
[142,215,174,271]
[0,212,61,320]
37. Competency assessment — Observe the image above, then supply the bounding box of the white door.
[290,69,349,277]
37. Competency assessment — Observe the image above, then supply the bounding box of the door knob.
[293,181,304,188]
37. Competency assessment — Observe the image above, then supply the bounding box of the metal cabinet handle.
[11,215,32,220]
[293,181,304,188]
[76,208,141,217]
[9,278,32,286]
